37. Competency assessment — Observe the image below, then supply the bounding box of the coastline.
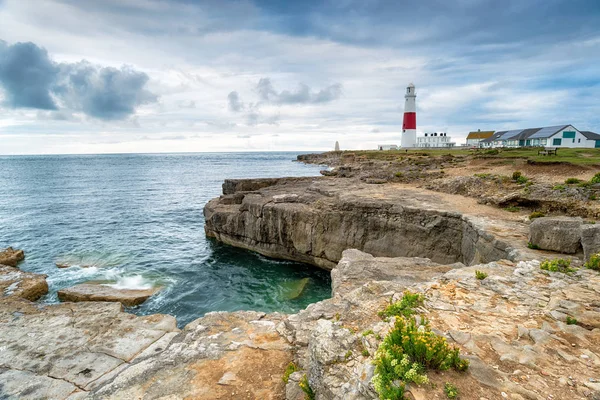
[2,150,600,399]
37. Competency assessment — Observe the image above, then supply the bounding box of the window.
[573,139,575,143]
[553,138,562,146]
[563,131,576,139]
[578,139,581,143]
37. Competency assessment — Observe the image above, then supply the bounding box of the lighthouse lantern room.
[401,83,417,148]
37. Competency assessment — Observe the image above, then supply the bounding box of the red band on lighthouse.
[403,112,416,130]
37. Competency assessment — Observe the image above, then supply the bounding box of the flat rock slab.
[0,298,178,398]
[0,265,48,301]
[58,283,161,306]
[90,311,291,399]
[0,247,25,267]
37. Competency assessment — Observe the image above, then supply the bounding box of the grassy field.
[341,147,600,166]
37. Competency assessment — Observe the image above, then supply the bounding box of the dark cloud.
[0,40,58,109]
[55,61,157,120]
[227,91,243,112]
[0,40,157,120]
[256,78,342,105]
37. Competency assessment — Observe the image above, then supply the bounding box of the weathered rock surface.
[204,177,531,269]
[89,311,292,400]
[57,283,161,307]
[2,248,599,399]
[0,247,25,267]
[0,299,178,399]
[582,223,600,261]
[0,265,48,301]
[529,216,583,254]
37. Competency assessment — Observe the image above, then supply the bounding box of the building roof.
[480,125,570,143]
[466,131,494,140]
[581,131,600,140]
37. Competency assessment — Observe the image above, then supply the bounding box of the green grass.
[585,253,600,271]
[378,291,424,320]
[475,270,488,280]
[299,375,315,400]
[527,242,540,250]
[553,184,567,191]
[282,362,298,384]
[540,258,575,274]
[529,211,545,220]
[504,206,521,212]
[565,178,583,184]
[444,382,459,399]
[327,148,600,166]
[566,316,578,325]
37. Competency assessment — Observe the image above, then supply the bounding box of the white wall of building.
[416,134,455,148]
[482,125,598,148]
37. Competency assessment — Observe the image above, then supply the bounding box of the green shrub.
[299,375,315,400]
[395,172,403,178]
[515,175,528,184]
[504,206,520,212]
[527,242,540,250]
[345,350,353,360]
[578,181,592,188]
[362,329,375,336]
[444,382,459,399]
[512,171,522,180]
[282,362,298,384]
[565,178,583,184]
[591,172,600,184]
[591,194,598,201]
[566,316,578,325]
[474,173,492,179]
[372,317,469,399]
[529,211,545,220]
[553,184,566,191]
[540,258,575,274]
[485,149,499,155]
[475,270,488,280]
[584,253,600,271]
[378,291,424,320]
[362,348,370,357]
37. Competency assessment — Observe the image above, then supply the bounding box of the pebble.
[501,392,508,398]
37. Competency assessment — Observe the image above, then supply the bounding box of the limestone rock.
[0,265,48,301]
[0,298,178,397]
[204,178,519,269]
[581,223,600,261]
[528,216,583,254]
[0,247,25,267]
[57,283,161,306]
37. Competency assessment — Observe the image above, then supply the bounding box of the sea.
[0,152,331,327]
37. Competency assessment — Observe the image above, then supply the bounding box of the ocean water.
[0,152,331,327]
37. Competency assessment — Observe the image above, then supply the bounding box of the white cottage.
[480,125,600,148]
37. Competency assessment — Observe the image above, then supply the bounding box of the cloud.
[55,61,157,120]
[256,78,342,105]
[0,40,157,120]
[0,40,58,109]
[227,91,243,112]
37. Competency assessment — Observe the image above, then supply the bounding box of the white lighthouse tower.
[401,83,417,148]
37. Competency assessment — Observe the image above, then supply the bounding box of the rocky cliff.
[204,177,531,270]
[3,248,598,399]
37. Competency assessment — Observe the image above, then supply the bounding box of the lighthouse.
[401,83,417,148]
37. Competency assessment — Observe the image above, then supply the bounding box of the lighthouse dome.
[408,82,415,88]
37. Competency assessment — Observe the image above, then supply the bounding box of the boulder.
[0,265,48,301]
[581,223,600,261]
[0,247,25,267]
[528,216,582,254]
[58,283,161,307]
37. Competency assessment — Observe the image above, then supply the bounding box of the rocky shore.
[2,151,600,399]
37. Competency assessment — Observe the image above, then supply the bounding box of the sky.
[0,0,599,155]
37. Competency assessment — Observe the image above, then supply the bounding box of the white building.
[466,130,494,147]
[480,125,600,148]
[416,132,456,148]
[377,144,398,151]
